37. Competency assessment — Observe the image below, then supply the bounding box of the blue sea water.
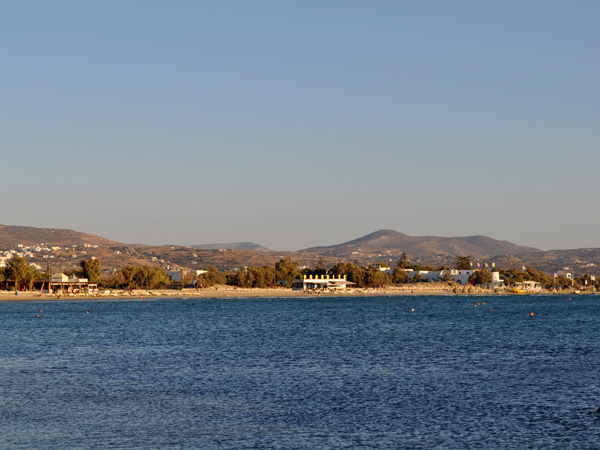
[1,294,599,449]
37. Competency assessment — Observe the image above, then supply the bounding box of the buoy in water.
[411,308,414,312]
[530,312,534,317]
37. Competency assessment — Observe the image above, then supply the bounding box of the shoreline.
[0,284,591,302]
[0,287,454,302]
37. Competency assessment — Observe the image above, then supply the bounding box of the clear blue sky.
[2,1,599,251]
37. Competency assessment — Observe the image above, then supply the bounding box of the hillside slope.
[301,229,539,258]
[0,224,119,247]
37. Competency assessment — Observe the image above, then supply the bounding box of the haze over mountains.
[1,225,538,256]
[191,242,272,252]
[1,224,599,276]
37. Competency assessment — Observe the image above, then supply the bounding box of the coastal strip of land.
[0,283,584,302]
[0,283,456,301]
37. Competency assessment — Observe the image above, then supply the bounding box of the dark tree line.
[2,254,597,291]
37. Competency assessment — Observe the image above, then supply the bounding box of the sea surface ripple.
[1,295,599,449]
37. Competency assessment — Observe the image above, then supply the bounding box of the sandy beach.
[0,283,475,302]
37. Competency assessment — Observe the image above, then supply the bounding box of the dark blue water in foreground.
[1,295,599,449]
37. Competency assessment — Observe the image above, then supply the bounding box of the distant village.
[1,243,99,271]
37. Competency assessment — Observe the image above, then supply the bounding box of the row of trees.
[0,256,174,291]
[1,254,597,291]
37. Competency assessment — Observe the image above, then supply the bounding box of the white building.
[406,269,475,285]
[291,275,352,290]
[47,273,94,294]
[490,270,503,287]
[556,267,573,280]
[168,270,183,283]
[168,269,205,284]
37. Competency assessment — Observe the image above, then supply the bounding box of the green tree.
[392,267,408,283]
[365,267,386,287]
[554,275,571,288]
[499,268,524,286]
[228,268,248,287]
[178,269,197,287]
[275,258,300,287]
[469,270,492,286]
[198,266,227,288]
[397,252,409,269]
[257,265,276,288]
[132,266,149,288]
[314,258,327,276]
[345,262,365,287]
[237,265,276,288]
[524,267,552,286]
[4,255,37,290]
[110,266,171,289]
[80,258,102,284]
[410,273,424,283]
[147,266,171,289]
[329,262,348,277]
[246,268,258,288]
[115,266,137,289]
[455,256,472,270]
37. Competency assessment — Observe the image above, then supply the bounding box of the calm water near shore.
[1,295,599,449]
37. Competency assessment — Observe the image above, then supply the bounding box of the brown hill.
[301,229,539,258]
[2,225,598,277]
[0,225,120,247]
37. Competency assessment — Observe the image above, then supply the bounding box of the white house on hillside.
[556,267,573,280]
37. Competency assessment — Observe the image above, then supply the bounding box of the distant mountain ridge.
[191,242,272,252]
[2,224,599,277]
[0,225,541,257]
[301,229,540,258]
